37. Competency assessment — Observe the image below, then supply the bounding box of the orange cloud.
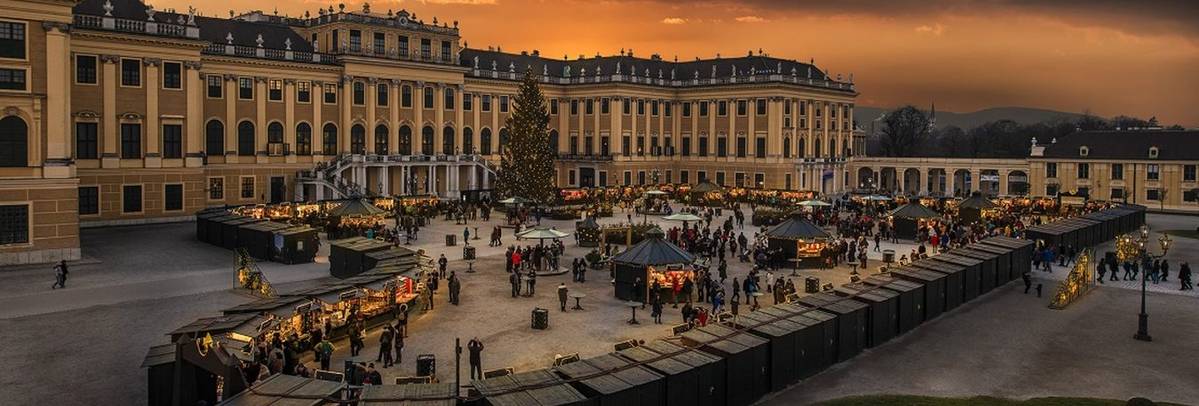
[734,16,765,23]
[915,23,945,36]
[661,17,687,25]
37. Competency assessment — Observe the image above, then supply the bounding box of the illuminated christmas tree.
[496,69,557,204]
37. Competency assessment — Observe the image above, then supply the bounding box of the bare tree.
[879,105,930,157]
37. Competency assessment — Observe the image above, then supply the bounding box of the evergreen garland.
[496,69,557,205]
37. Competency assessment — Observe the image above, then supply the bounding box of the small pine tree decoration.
[496,69,557,204]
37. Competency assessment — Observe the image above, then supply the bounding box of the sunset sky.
[157,0,1199,127]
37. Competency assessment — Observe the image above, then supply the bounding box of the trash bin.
[417,354,436,378]
[532,307,549,330]
[463,245,476,260]
[883,249,895,264]
[446,234,457,246]
[805,277,821,293]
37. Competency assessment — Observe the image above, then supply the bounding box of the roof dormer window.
[1079,146,1089,157]
[1149,146,1159,159]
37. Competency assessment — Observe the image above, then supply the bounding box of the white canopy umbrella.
[517,227,571,240]
[644,190,669,196]
[662,213,703,222]
[798,200,832,207]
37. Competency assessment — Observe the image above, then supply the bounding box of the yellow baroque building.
[0,0,862,264]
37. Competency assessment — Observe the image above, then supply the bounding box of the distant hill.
[856,106,1084,132]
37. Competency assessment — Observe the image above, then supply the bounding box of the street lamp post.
[1133,226,1171,342]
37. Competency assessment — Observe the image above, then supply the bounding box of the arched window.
[462,127,474,155]
[421,126,434,155]
[814,137,822,157]
[237,121,255,156]
[843,140,850,157]
[322,123,338,154]
[267,122,284,144]
[350,124,366,154]
[829,137,837,157]
[549,129,559,157]
[782,137,792,158]
[295,123,312,155]
[442,126,455,155]
[374,125,389,155]
[0,116,28,167]
[797,138,806,157]
[498,127,510,154]
[205,120,224,156]
[399,125,412,155]
[480,128,492,155]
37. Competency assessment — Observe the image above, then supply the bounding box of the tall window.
[267,122,283,144]
[162,124,182,158]
[398,36,409,56]
[423,86,434,109]
[698,135,708,157]
[1185,165,1197,182]
[481,95,492,112]
[1111,163,1124,180]
[353,82,365,105]
[377,83,389,106]
[121,59,141,86]
[443,127,456,154]
[420,38,431,59]
[0,116,28,167]
[350,124,366,154]
[122,185,142,213]
[601,98,610,114]
[322,124,338,154]
[755,137,766,158]
[208,177,224,200]
[76,55,97,84]
[375,125,389,154]
[735,137,746,158]
[399,125,412,155]
[479,128,492,155]
[462,127,473,154]
[297,81,311,103]
[348,30,362,52]
[0,21,26,59]
[120,123,141,159]
[782,137,791,158]
[238,78,253,100]
[205,120,224,156]
[1046,162,1057,178]
[402,85,412,107]
[237,121,255,156]
[463,93,473,111]
[756,99,767,115]
[296,123,312,155]
[268,80,282,101]
[75,122,98,160]
[162,62,182,89]
[500,96,509,113]
[240,177,255,199]
[699,101,709,116]
[736,100,747,116]
[421,126,434,155]
[207,75,222,97]
[1147,164,1159,180]
[373,32,386,54]
[1077,163,1090,179]
[444,88,455,110]
[716,136,727,157]
[324,84,337,104]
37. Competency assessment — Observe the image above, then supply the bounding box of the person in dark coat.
[468,337,484,379]
[633,277,646,308]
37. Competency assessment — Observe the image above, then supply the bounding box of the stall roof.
[358,383,456,405]
[933,252,985,266]
[617,346,691,376]
[700,323,770,349]
[327,199,388,217]
[170,313,266,337]
[585,353,665,388]
[641,340,722,368]
[765,217,831,240]
[220,373,343,406]
[577,216,600,229]
[957,194,997,210]
[611,234,696,266]
[276,225,318,236]
[242,221,292,232]
[889,203,940,219]
[909,258,962,274]
[691,181,722,193]
[555,357,631,396]
[329,236,368,247]
[980,236,1035,249]
[141,343,175,368]
[510,369,589,406]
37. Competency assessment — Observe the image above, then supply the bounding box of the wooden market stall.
[610,228,697,301]
[888,203,941,240]
[764,215,831,269]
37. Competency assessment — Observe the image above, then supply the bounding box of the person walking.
[1160,259,1170,282]
[51,260,68,289]
[438,254,448,279]
[378,325,394,368]
[316,338,335,371]
[1022,272,1032,294]
[652,293,664,324]
[448,272,461,305]
[527,270,537,295]
[349,323,364,357]
[468,337,484,380]
[1179,262,1192,290]
[558,283,569,311]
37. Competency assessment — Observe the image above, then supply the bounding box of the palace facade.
[0,0,861,264]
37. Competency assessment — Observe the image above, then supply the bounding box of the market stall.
[888,203,941,240]
[957,193,998,225]
[237,221,292,260]
[688,182,724,207]
[272,225,319,264]
[327,198,390,239]
[764,215,831,269]
[610,228,697,301]
[329,237,394,278]
[575,216,602,247]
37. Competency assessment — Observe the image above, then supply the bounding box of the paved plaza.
[0,210,1196,405]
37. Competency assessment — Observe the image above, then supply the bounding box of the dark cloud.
[654,0,1199,39]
